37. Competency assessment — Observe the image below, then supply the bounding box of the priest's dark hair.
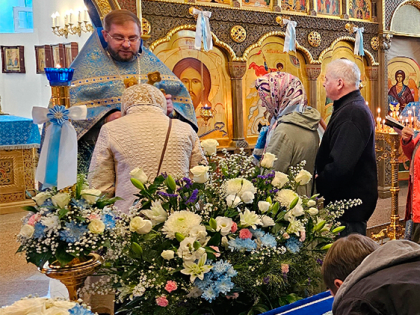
[103,9,141,33]
[322,234,379,295]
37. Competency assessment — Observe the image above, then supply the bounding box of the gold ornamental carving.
[370,36,379,51]
[305,64,322,81]
[307,31,321,47]
[92,0,120,19]
[142,18,151,35]
[230,25,247,43]
[228,61,247,79]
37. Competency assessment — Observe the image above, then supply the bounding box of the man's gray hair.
[327,59,361,89]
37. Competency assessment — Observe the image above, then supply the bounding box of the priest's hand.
[165,94,174,116]
[105,111,122,123]
[401,126,414,144]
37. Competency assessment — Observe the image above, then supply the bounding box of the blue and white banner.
[33,105,87,189]
[354,27,365,56]
[193,8,213,51]
[283,19,297,53]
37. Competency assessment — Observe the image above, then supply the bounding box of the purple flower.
[157,191,178,198]
[263,276,270,284]
[316,258,323,266]
[182,177,193,189]
[186,189,199,204]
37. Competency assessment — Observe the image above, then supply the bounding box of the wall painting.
[387,57,420,112]
[152,30,232,146]
[349,0,372,20]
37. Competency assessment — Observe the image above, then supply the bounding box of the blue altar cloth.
[262,291,333,315]
[0,115,41,149]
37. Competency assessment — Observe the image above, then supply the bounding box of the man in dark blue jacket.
[315,59,377,236]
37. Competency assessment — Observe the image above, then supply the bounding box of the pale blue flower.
[102,213,116,229]
[250,228,265,239]
[215,278,234,294]
[202,286,219,302]
[260,233,277,248]
[69,304,94,315]
[60,222,88,243]
[212,260,231,276]
[228,238,257,252]
[33,223,46,239]
[286,236,302,254]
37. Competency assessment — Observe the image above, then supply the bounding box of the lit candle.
[78,9,82,22]
[406,118,409,127]
[51,13,56,27]
[84,8,88,21]
[411,117,414,128]
[56,64,61,68]
[382,119,385,131]
[55,12,59,26]
[376,117,381,130]
[69,9,73,24]
[64,12,68,25]
[366,101,369,106]
[377,107,380,117]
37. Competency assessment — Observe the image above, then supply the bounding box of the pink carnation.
[282,232,290,239]
[156,296,168,307]
[28,213,41,226]
[281,263,289,274]
[239,228,252,239]
[88,213,101,220]
[165,281,178,293]
[231,222,238,233]
[210,246,220,257]
[299,230,306,242]
[226,292,239,299]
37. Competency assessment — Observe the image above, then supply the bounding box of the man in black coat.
[322,234,420,315]
[315,59,377,236]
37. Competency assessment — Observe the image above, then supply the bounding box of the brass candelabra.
[372,130,405,242]
[52,21,93,39]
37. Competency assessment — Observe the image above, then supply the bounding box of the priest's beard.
[107,46,136,62]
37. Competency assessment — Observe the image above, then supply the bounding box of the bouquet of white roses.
[0,296,96,315]
[84,149,360,315]
[17,175,120,268]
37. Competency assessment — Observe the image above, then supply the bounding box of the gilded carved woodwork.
[142,0,379,62]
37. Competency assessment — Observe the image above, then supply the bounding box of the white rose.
[258,201,270,213]
[226,195,241,208]
[240,208,262,229]
[88,219,105,234]
[189,225,208,243]
[41,215,60,231]
[308,207,319,215]
[141,200,168,226]
[261,215,275,227]
[19,224,34,238]
[215,216,233,236]
[241,191,255,204]
[177,237,197,260]
[130,217,153,234]
[295,169,312,185]
[161,250,175,260]
[225,178,256,196]
[291,204,305,217]
[51,192,71,208]
[261,152,277,168]
[201,139,219,156]
[272,171,288,188]
[81,189,102,204]
[33,192,51,206]
[190,165,210,184]
[307,200,317,207]
[130,167,148,184]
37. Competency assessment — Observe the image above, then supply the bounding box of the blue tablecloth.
[0,115,41,149]
[262,291,333,315]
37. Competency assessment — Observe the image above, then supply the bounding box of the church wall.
[0,0,90,119]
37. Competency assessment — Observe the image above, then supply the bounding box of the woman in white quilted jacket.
[88,83,206,213]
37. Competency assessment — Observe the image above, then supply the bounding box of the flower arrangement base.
[40,253,103,301]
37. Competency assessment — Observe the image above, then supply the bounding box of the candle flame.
[56,64,61,68]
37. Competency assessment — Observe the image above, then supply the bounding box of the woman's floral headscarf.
[255,72,307,119]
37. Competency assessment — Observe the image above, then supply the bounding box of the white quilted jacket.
[88,105,205,212]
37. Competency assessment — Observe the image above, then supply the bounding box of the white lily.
[181,253,212,282]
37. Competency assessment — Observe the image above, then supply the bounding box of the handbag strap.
[157,119,172,177]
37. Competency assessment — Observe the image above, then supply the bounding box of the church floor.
[0,184,409,307]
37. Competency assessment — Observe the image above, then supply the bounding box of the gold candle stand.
[372,131,405,242]
[51,86,71,109]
